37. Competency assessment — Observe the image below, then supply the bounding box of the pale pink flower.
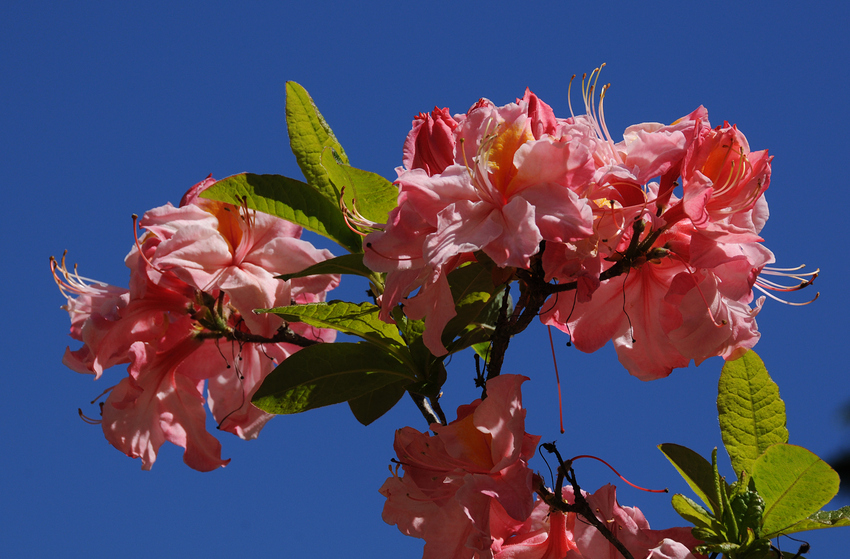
[380,375,540,559]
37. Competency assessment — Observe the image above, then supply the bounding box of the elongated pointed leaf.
[321,148,398,223]
[286,82,349,205]
[348,379,409,426]
[252,342,414,414]
[659,443,722,515]
[262,301,405,349]
[754,443,840,537]
[718,350,788,477]
[671,494,717,530]
[779,505,850,535]
[276,253,373,281]
[201,173,361,252]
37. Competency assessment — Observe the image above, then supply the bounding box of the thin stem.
[537,443,636,559]
[409,392,441,426]
[197,324,321,347]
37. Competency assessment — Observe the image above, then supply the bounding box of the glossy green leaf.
[201,173,361,252]
[262,301,405,349]
[390,309,444,391]
[321,148,398,223]
[754,444,840,537]
[347,379,409,426]
[718,350,788,478]
[659,443,722,515]
[252,342,413,414]
[780,505,850,535]
[671,494,716,530]
[285,82,349,205]
[442,262,501,347]
[276,253,373,281]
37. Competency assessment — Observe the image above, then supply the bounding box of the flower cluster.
[380,375,701,558]
[363,77,805,379]
[52,177,338,470]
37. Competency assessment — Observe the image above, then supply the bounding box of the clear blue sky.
[4,1,848,557]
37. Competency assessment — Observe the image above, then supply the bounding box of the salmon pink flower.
[139,178,338,337]
[53,176,339,469]
[542,218,770,380]
[679,121,771,239]
[569,485,701,559]
[380,375,540,559]
[366,91,596,355]
[491,485,701,559]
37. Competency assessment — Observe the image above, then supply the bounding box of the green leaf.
[347,379,409,426]
[753,444,840,537]
[321,148,398,223]
[695,541,739,555]
[736,536,771,559]
[471,341,491,362]
[659,443,723,515]
[252,342,414,414]
[276,253,373,281]
[780,505,850,535]
[262,301,405,349]
[201,173,361,252]
[442,261,500,347]
[671,494,716,530]
[718,350,789,477]
[285,82,349,205]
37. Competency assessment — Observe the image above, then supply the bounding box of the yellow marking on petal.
[451,413,494,470]
[485,122,534,199]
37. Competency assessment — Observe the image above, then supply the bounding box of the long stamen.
[598,82,617,148]
[131,214,167,275]
[50,253,118,302]
[753,265,819,305]
[78,408,102,425]
[339,186,384,236]
[365,242,417,262]
[569,454,668,493]
[567,74,577,120]
[547,326,565,435]
[753,285,820,306]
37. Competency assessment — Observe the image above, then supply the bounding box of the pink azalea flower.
[542,220,768,380]
[366,92,596,355]
[140,179,338,337]
[53,177,339,469]
[536,79,776,380]
[491,498,579,559]
[679,121,771,239]
[403,107,459,175]
[380,375,541,559]
[492,485,702,559]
